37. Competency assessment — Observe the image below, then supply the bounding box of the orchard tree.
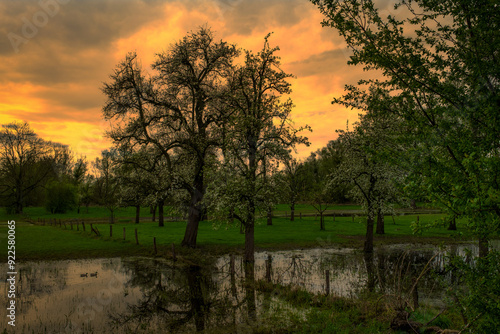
[79,175,94,214]
[300,140,349,230]
[311,0,500,255]
[102,27,239,247]
[0,122,69,213]
[70,157,88,213]
[115,149,151,224]
[116,145,177,227]
[278,158,308,222]
[211,35,309,264]
[93,150,120,223]
[332,111,404,253]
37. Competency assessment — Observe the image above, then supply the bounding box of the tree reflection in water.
[111,258,257,333]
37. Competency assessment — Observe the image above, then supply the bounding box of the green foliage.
[445,250,500,332]
[44,180,77,214]
[311,0,500,322]
[301,140,350,205]
[310,0,500,243]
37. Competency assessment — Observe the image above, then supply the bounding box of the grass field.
[0,206,472,262]
[0,202,437,223]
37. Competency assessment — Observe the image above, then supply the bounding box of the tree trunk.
[135,205,140,224]
[447,218,457,230]
[15,202,23,214]
[364,206,375,253]
[182,182,203,248]
[320,212,325,230]
[364,251,375,292]
[244,221,255,264]
[267,208,272,225]
[109,209,115,224]
[376,209,385,234]
[187,265,206,332]
[15,182,23,214]
[200,206,208,221]
[410,199,417,210]
[151,205,157,222]
[479,237,488,258]
[158,200,164,227]
[244,262,256,323]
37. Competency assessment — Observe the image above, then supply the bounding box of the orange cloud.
[0,0,366,163]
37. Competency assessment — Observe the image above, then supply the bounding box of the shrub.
[45,180,77,214]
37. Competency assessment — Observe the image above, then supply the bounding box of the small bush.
[45,180,77,214]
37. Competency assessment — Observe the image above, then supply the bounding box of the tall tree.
[102,27,239,247]
[71,157,88,214]
[116,145,176,227]
[0,122,66,213]
[93,150,120,223]
[299,140,349,230]
[214,35,309,263]
[311,0,500,255]
[278,158,308,222]
[333,112,403,253]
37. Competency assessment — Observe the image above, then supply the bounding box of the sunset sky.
[0,0,399,161]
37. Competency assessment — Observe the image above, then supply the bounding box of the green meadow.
[0,206,470,262]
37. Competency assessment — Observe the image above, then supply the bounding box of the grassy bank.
[0,211,471,262]
[233,281,463,334]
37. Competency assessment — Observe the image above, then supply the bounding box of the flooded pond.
[0,243,485,333]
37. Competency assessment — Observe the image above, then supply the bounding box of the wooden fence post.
[123,227,126,240]
[172,243,177,262]
[153,237,157,254]
[325,270,330,296]
[110,225,113,237]
[265,255,272,282]
[82,221,86,231]
[300,212,302,220]
[135,228,139,245]
[230,254,235,276]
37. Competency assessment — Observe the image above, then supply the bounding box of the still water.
[0,243,482,333]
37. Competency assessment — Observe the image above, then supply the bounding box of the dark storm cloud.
[1,0,167,54]
[33,84,105,110]
[0,0,168,84]
[288,49,353,77]
[223,0,308,35]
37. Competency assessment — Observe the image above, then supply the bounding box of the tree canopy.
[311,0,500,253]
